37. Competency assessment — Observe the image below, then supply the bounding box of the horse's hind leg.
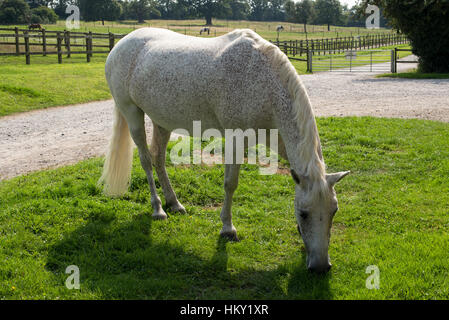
[220,164,241,241]
[121,103,167,220]
[150,123,186,214]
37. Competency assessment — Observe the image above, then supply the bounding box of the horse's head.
[291,170,349,273]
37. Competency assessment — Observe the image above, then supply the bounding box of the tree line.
[1,0,387,28]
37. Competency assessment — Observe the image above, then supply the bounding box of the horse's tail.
[98,106,134,197]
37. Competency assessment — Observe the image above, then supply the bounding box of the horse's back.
[107,28,281,132]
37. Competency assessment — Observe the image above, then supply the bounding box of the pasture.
[0,19,394,43]
[1,19,447,301]
[0,54,110,116]
[1,117,448,299]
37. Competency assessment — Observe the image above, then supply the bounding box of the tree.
[26,0,53,9]
[264,0,284,21]
[229,0,249,20]
[361,0,449,73]
[0,0,31,24]
[128,0,160,23]
[285,0,315,32]
[314,0,341,31]
[78,0,122,25]
[52,0,76,19]
[284,0,295,22]
[190,0,231,26]
[248,0,268,21]
[30,5,58,23]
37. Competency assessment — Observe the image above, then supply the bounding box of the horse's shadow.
[46,213,332,299]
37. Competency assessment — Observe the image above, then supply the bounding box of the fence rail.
[0,27,126,64]
[392,48,415,73]
[309,49,395,73]
[0,27,409,67]
[270,33,408,59]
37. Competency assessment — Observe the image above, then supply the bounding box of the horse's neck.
[275,86,324,179]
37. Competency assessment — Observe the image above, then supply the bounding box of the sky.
[340,0,359,8]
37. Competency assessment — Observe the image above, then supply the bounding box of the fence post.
[66,30,71,58]
[85,32,92,62]
[42,28,47,56]
[15,27,20,55]
[391,49,396,73]
[109,32,115,51]
[57,32,62,64]
[307,49,312,73]
[24,31,30,65]
[85,32,89,62]
[89,31,93,60]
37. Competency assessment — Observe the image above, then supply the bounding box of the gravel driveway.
[303,55,449,121]
[1,55,448,180]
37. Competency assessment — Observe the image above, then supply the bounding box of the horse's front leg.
[220,164,241,241]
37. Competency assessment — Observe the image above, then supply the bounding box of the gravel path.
[303,55,449,121]
[1,55,448,180]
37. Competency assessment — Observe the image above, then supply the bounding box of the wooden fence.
[271,33,409,58]
[0,27,409,66]
[0,27,126,64]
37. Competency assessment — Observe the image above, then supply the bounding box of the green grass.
[1,117,448,299]
[377,69,449,79]
[0,54,111,116]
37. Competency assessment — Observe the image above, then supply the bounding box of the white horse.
[99,27,349,273]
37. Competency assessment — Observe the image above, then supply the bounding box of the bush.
[0,0,30,24]
[368,0,449,73]
[31,6,58,24]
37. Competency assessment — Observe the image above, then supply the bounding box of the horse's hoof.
[152,210,168,220]
[220,230,239,242]
[168,201,186,214]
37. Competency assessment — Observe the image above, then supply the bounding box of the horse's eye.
[300,210,309,219]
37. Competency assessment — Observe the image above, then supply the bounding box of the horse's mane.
[232,29,328,194]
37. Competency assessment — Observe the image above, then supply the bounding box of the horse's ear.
[326,171,350,187]
[291,169,307,185]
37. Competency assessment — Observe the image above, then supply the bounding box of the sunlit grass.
[1,117,448,299]
[0,54,110,116]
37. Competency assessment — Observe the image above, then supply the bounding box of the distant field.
[1,18,394,42]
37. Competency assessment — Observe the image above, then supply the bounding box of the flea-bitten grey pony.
[99,27,349,273]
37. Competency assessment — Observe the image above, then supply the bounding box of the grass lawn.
[1,117,448,299]
[0,54,111,117]
[377,69,449,79]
